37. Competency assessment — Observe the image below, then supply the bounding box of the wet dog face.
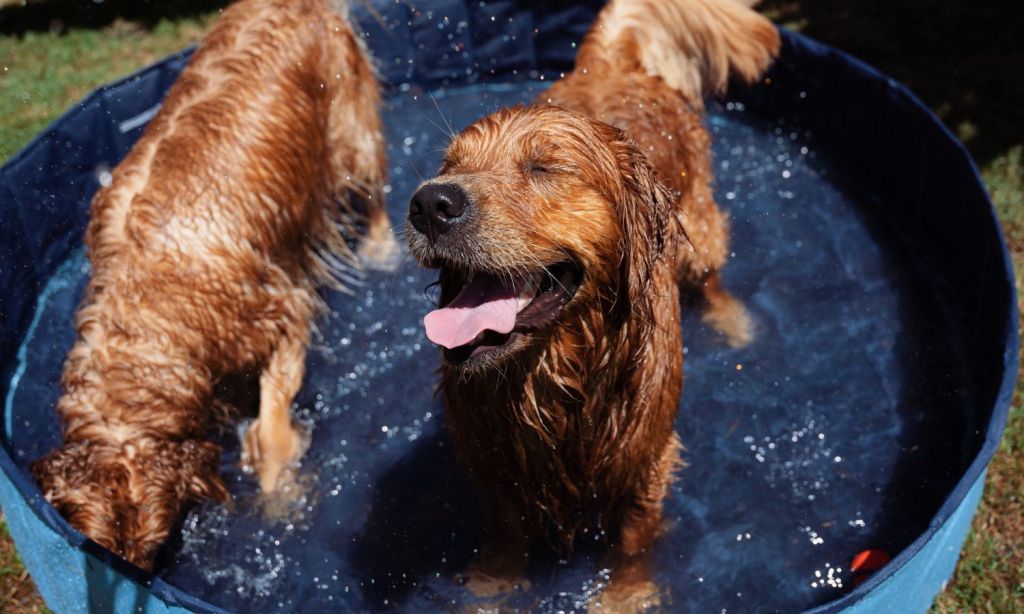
[406,105,673,371]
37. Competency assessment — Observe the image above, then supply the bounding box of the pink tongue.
[424,273,522,349]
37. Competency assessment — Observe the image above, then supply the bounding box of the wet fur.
[408,0,778,608]
[30,0,391,570]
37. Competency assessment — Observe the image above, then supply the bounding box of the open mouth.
[423,261,583,365]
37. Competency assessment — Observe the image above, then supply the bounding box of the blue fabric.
[0,1,1015,612]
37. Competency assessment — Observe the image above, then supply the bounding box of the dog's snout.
[409,184,468,240]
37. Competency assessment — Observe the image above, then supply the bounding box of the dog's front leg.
[595,434,682,612]
[595,508,664,613]
[699,271,753,348]
[242,336,310,493]
[462,494,534,599]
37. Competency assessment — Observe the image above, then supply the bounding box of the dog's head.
[407,105,677,372]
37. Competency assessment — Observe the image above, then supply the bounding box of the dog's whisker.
[428,92,457,140]
[417,109,457,144]
[383,250,416,299]
[406,159,425,183]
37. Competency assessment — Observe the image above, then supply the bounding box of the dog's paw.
[358,235,403,272]
[240,418,310,494]
[459,570,531,598]
[455,570,530,614]
[591,580,666,613]
[357,214,403,272]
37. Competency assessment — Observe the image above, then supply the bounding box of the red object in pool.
[851,548,891,574]
[851,548,892,587]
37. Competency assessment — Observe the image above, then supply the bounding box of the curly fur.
[31,0,393,571]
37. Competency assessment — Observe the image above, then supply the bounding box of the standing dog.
[406,0,777,608]
[31,0,395,570]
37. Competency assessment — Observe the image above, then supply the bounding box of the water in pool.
[5,83,974,612]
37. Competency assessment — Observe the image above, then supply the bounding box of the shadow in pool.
[347,431,484,610]
[863,261,974,570]
[796,156,975,604]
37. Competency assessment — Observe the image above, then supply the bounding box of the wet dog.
[31,0,396,570]
[406,0,778,608]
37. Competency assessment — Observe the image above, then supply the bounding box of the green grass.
[0,14,216,162]
[0,3,1021,612]
[988,147,1024,243]
[0,515,47,613]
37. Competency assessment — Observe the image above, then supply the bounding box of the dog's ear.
[610,133,678,318]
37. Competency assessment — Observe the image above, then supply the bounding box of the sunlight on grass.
[986,147,1024,241]
[0,14,216,161]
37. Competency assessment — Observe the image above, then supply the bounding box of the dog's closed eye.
[525,161,558,178]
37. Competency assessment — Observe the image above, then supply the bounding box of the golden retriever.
[405,0,778,608]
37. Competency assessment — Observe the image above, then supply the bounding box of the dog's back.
[91,0,385,295]
[547,0,778,294]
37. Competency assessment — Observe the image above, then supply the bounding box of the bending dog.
[31,0,395,570]
[405,0,778,608]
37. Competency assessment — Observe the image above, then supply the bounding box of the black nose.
[409,183,469,241]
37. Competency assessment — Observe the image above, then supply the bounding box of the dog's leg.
[323,31,399,273]
[596,435,682,612]
[356,203,401,272]
[598,518,664,612]
[675,191,753,347]
[242,337,309,493]
[462,496,534,599]
[700,271,753,347]
[596,502,665,613]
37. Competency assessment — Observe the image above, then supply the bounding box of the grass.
[0,14,217,163]
[0,2,1021,612]
[0,515,46,613]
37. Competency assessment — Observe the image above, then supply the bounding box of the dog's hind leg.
[322,20,400,273]
[700,271,753,348]
[675,186,754,347]
[243,336,310,493]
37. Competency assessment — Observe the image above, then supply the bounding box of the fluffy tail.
[578,0,780,107]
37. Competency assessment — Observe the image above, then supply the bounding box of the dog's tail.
[577,0,780,108]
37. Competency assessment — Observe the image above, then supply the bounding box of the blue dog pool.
[0,2,1016,612]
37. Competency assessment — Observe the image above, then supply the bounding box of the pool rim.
[0,26,1016,613]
